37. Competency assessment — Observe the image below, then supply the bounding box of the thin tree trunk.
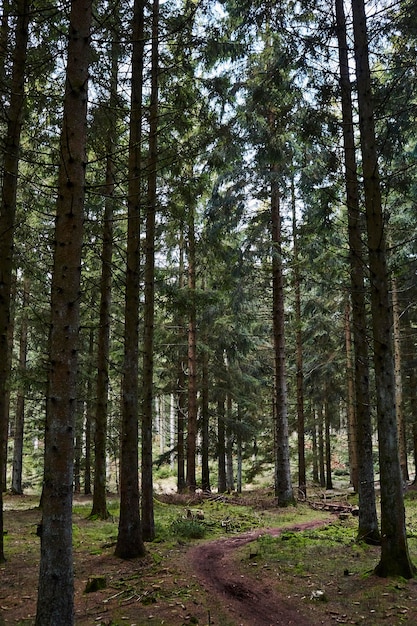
[392,277,408,481]
[226,394,234,492]
[114,0,146,560]
[177,357,186,492]
[176,233,186,493]
[170,395,175,469]
[74,398,83,494]
[324,395,333,490]
[217,396,227,493]
[186,209,198,491]
[91,23,119,518]
[3,274,15,492]
[0,0,29,561]
[11,277,29,495]
[236,405,242,494]
[84,326,94,495]
[318,406,325,488]
[291,175,306,498]
[271,167,293,506]
[351,0,414,577]
[201,334,210,491]
[91,153,114,518]
[141,0,159,542]
[311,405,319,483]
[404,310,417,483]
[344,302,358,492]
[35,0,91,621]
[335,0,380,544]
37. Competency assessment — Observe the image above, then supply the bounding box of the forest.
[1,0,417,623]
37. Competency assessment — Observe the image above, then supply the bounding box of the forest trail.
[189,519,332,626]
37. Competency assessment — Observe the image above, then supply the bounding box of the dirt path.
[189,519,332,626]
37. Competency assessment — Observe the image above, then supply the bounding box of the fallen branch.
[307,500,358,514]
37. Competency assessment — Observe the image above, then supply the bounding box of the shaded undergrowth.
[3,489,417,624]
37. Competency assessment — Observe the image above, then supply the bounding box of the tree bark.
[186,209,198,491]
[392,277,408,481]
[141,0,159,542]
[217,395,227,493]
[271,168,293,506]
[324,395,333,491]
[90,21,119,518]
[177,362,186,492]
[0,0,29,562]
[84,326,94,495]
[236,405,242,493]
[344,303,358,493]
[35,0,91,621]
[176,233,186,493]
[336,0,380,544]
[311,405,319,483]
[11,276,30,495]
[201,335,210,491]
[73,398,83,494]
[114,0,146,560]
[226,394,234,492]
[351,0,414,577]
[291,175,306,498]
[318,405,325,488]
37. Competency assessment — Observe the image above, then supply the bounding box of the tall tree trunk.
[84,326,94,495]
[73,398,83,494]
[392,277,408,481]
[344,303,358,492]
[186,209,198,491]
[351,0,414,577]
[141,0,159,542]
[226,394,234,492]
[271,168,293,506]
[217,396,227,493]
[311,405,319,483]
[177,362,186,492]
[236,405,242,494]
[336,0,380,545]
[324,394,333,490]
[318,406,325,488]
[11,276,29,495]
[91,24,119,519]
[0,0,29,562]
[114,0,146,560]
[35,0,91,621]
[3,273,15,492]
[404,310,417,483]
[291,175,306,498]
[201,335,210,491]
[91,153,114,518]
[176,233,186,493]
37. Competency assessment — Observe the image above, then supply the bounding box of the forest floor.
[2,489,417,625]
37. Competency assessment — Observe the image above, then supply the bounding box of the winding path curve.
[189,519,332,626]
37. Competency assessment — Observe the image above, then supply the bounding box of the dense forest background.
[3,0,416,494]
[1,0,417,618]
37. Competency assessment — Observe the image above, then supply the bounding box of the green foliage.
[170,518,207,539]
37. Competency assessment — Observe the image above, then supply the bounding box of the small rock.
[310,589,327,602]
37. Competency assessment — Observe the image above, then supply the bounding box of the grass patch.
[238,503,417,625]
[170,518,207,539]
